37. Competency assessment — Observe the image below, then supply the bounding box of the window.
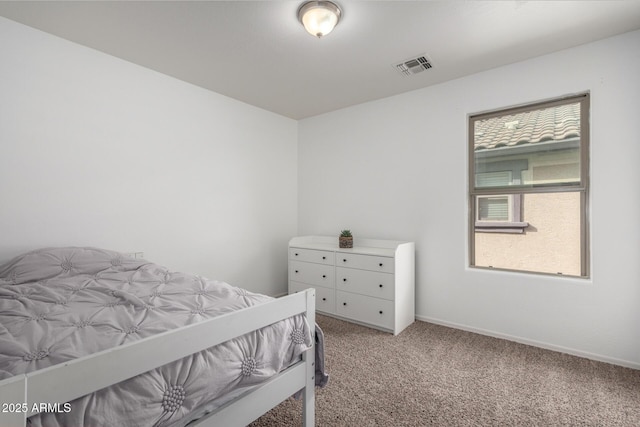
[475,170,527,233]
[469,94,589,277]
[478,196,510,221]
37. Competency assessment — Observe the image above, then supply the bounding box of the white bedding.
[0,247,312,427]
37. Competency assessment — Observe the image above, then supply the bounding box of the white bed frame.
[0,289,316,427]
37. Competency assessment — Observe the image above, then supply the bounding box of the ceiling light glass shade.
[298,1,342,38]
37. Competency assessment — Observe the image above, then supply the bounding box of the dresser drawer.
[336,253,394,273]
[289,280,336,314]
[289,260,334,288]
[335,267,394,300]
[336,291,394,330]
[289,248,334,265]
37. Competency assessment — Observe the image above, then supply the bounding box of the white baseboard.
[416,314,640,370]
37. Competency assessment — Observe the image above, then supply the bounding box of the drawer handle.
[322,275,326,278]
[322,256,326,260]
[343,278,347,282]
[322,297,326,301]
[379,263,383,267]
[343,302,347,306]
[379,310,383,314]
[295,253,298,256]
[379,284,383,288]
[343,259,347,262]
[295,270,299,273]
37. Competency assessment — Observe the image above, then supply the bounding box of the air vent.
[394,55,433,76]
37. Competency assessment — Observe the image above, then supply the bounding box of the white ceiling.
[1,1,639,119]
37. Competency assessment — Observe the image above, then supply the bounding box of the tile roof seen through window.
[474,103,580,151]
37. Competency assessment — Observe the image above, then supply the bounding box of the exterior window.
[469,94,589,277]
[475,170,527,233]
[478,196,509,221]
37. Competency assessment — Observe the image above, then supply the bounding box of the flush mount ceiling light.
[297,1,342,38]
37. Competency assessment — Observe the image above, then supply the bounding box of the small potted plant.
[339,229,353,248]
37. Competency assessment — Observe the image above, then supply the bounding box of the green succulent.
[340,229,352,237]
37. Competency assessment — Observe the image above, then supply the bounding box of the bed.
[0,247,322,427]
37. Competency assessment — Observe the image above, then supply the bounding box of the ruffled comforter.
[0,247,312,427]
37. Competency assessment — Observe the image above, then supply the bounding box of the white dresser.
[288,235,415,335]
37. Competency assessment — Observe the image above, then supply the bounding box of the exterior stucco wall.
[475,192,581,275]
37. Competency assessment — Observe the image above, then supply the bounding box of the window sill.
[475,221,529,234]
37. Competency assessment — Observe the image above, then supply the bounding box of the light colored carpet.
[250,314,640,426]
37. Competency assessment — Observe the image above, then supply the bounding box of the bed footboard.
[0,289,316,427]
